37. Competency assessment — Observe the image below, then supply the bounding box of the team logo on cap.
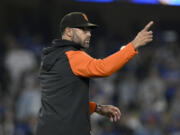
[82,13,89,22]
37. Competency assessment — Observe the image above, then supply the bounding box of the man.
[36,12,153,135]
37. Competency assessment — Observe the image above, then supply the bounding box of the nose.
[87,31,91,37]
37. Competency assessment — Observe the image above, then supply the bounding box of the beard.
[72,29,91,49]
[73,34,90,49]
[82,38,90,49]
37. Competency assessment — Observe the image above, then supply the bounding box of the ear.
[65,27,73,37]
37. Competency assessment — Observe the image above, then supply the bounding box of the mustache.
[85,37,90,41]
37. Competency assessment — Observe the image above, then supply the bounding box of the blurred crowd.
[0,31,43,135]
[0,29,179,135]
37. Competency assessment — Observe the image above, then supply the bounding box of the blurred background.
[0,0,180,135]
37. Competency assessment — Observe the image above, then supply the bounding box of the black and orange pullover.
[36,39,137,135]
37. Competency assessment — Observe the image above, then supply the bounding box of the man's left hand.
[96,105,121,122]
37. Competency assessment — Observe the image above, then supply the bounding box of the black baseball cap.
[60,12,98,35]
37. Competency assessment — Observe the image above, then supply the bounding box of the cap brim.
[77,23,99,29]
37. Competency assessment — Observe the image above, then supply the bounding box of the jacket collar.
[52,39,82,49]
[43,39,83,55]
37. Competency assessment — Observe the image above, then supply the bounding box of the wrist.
[95,104,102,114]
[131,40,138,50]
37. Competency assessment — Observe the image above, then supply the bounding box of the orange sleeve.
[65,42,138,77]
[90,101,97,114]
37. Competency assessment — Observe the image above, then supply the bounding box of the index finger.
[143,21,154,31]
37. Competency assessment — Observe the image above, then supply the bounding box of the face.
[71,27,91,48]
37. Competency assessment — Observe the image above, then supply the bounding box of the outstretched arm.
[66,43,137,77]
